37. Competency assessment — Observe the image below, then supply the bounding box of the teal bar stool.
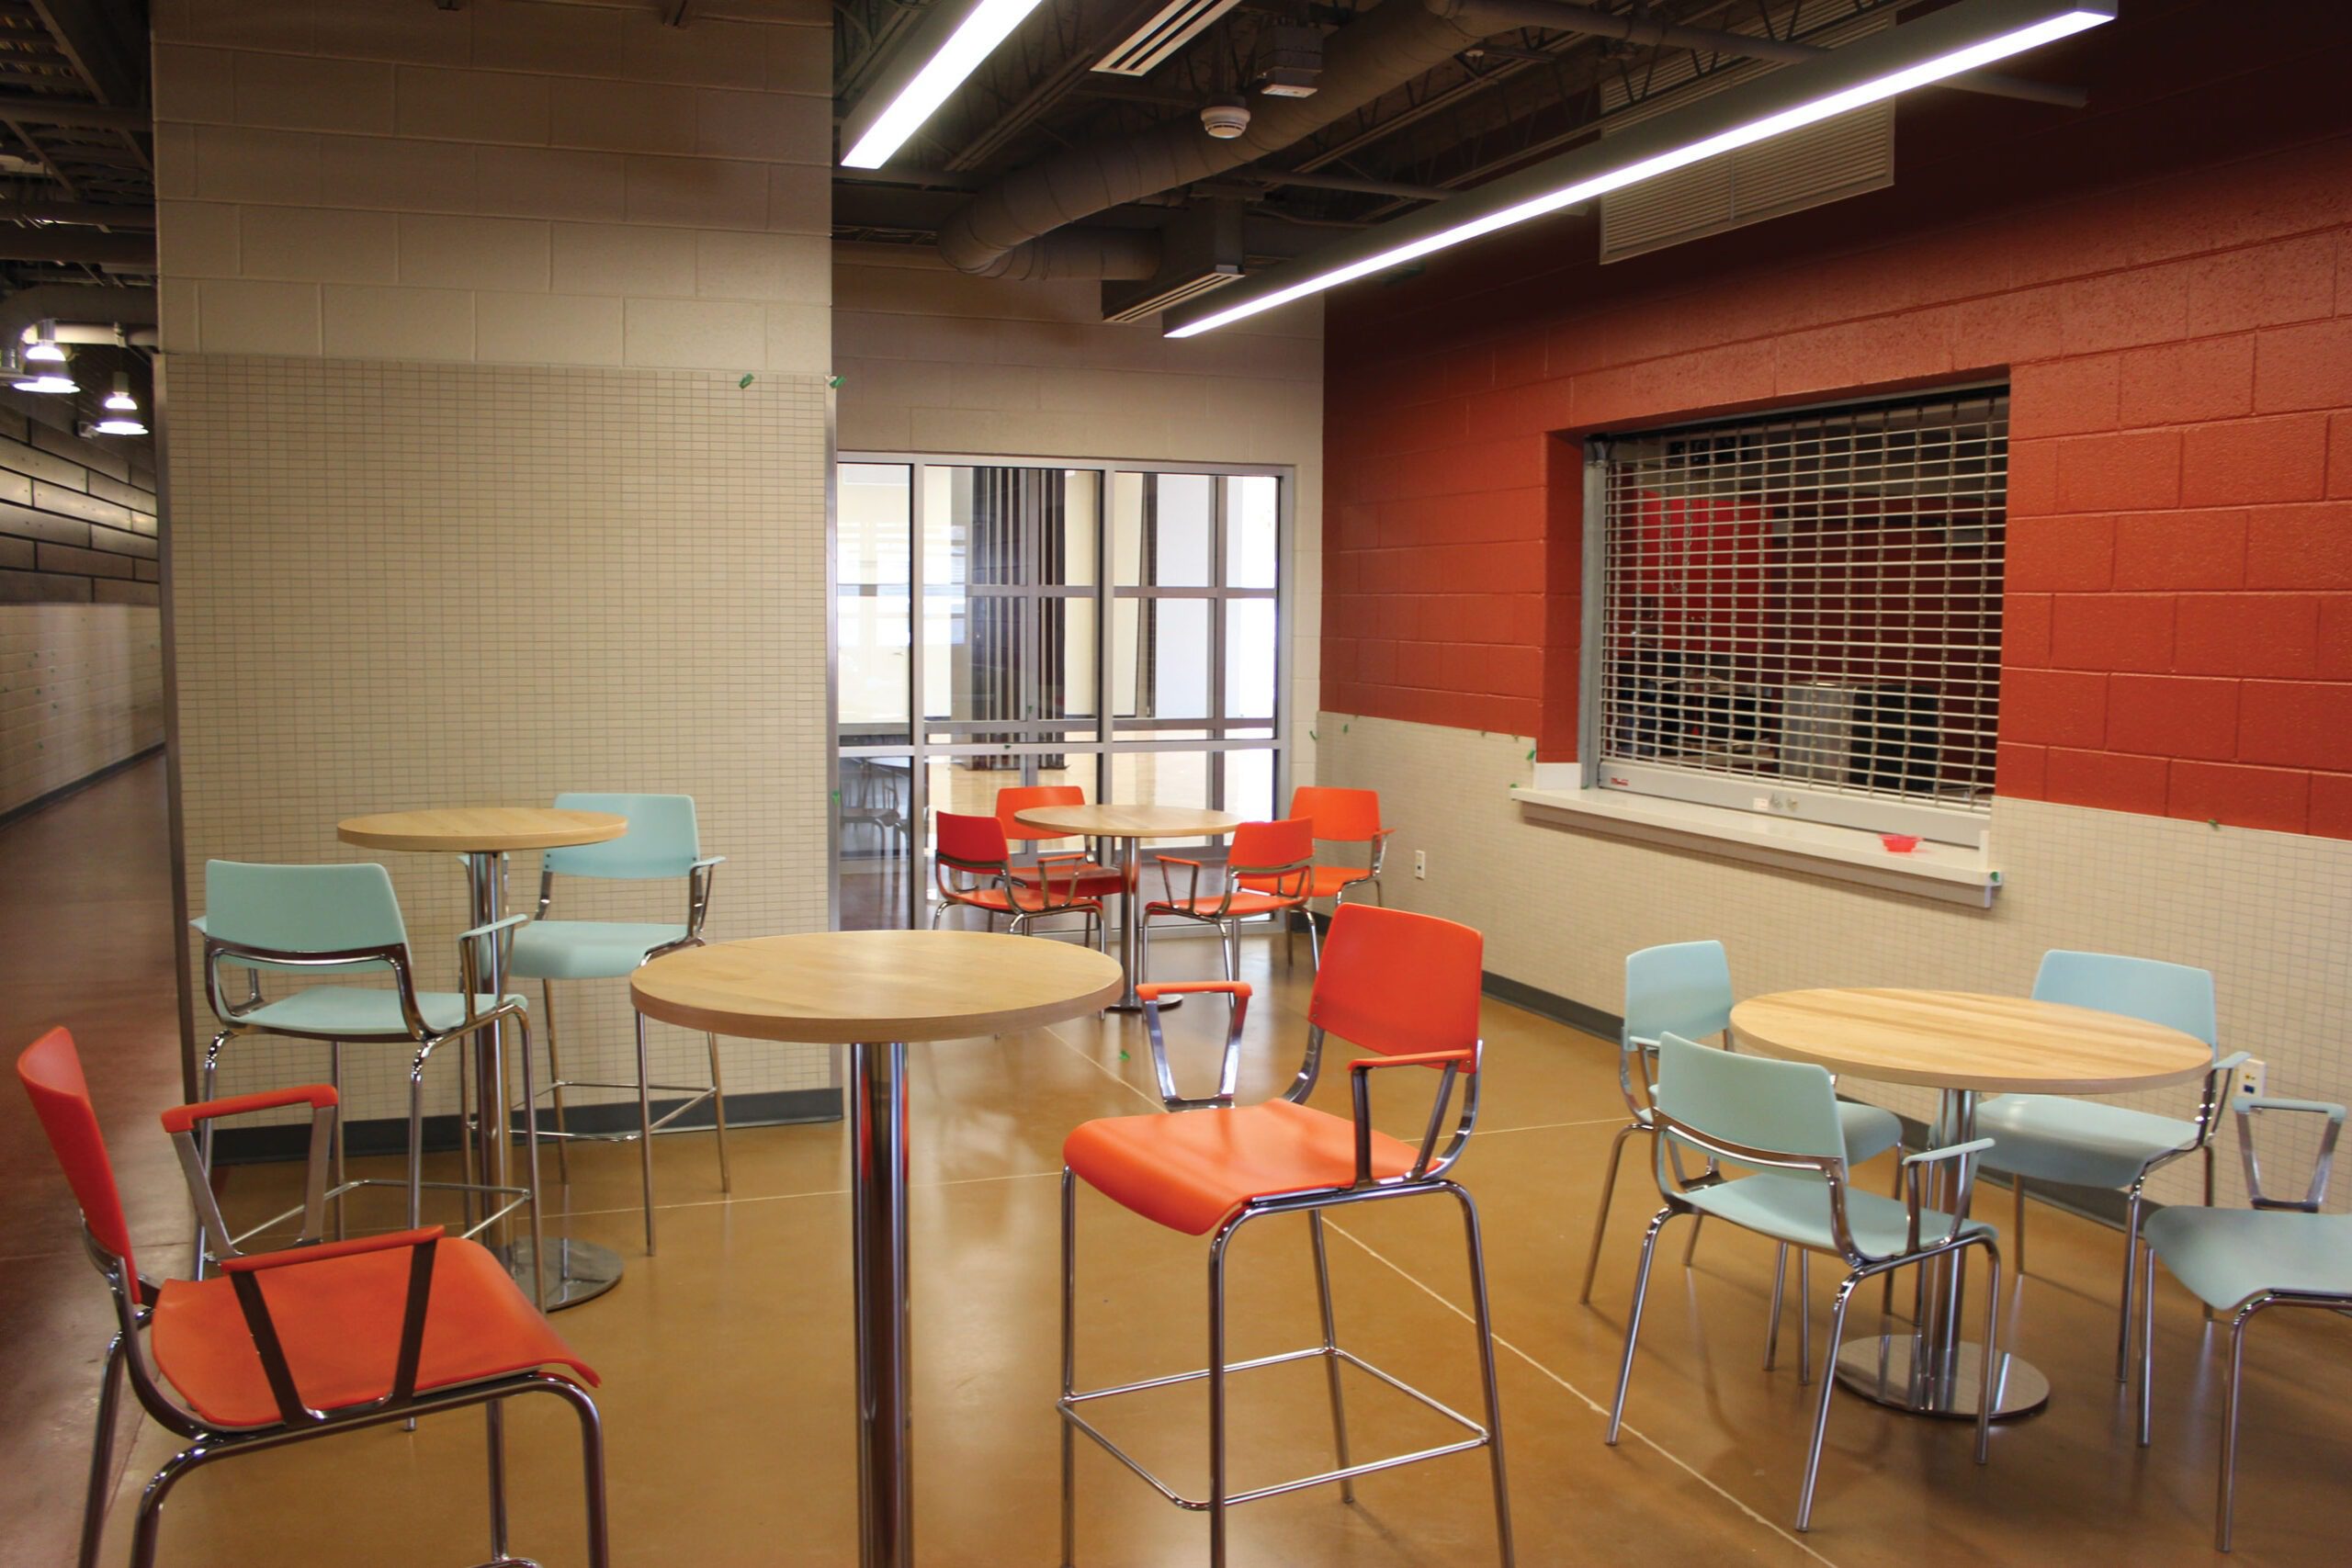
[506,793,727,1256]
[1975,950,2248,1379]
[1608,1032,2003,1532]
[2137,1093,2349,1551]
[1578,939,1905,1374]
[191,860,539,1276]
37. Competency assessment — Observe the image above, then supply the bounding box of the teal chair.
[1976,951,2247,1379]
[192,860,538,1275]
[506,793,726,1256]
[1608,1033,2003,1532]
[2137,1093,2348,1551]
[1578,939,1906,1359]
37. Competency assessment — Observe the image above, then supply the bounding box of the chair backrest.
[1288,786,1382,845]
[2033,950,2219,1055]
[1623,940,1734,1054]
[1308,905,1483,1064]
[545,793,702,880]
[1228,817,1313,874]
[996,784,1084,843]
[936,810,1011,870]
[16,1028,135,1277]
[1654,1031,1846,1162]
[204,860,408,960]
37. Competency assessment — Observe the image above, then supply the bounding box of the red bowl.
[1881,833,1920,853]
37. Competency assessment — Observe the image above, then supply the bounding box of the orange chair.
[994,784,1125,901]
[931,809,1107,949]
[1239,786,1392,967]
[16,1028,608,1568]
[1139,817,1317,982]
[1057,906,1514,1566]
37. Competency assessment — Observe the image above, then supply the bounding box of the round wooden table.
[1730,988,2214,1419]
[1012,803,1240,1011]
[631,931,1122,1568]
[338,807,628,1311]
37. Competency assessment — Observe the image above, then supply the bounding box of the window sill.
[1511,785,2002,907]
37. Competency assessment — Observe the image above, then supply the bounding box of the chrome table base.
[503,1236,626,1311]
[851,1039,913,1568]
[1836,1336,2051,1419]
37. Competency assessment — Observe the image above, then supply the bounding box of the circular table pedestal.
[1835,1335,2051,1420]
[504,1236,626,1311]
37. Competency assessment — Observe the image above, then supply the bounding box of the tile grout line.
[1045,1020,1843,1568]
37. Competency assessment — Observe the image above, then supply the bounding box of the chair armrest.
[455,914,529,1005]
[2191,1051,2257,1144]
[1902,1137,1995,1249]
[2235,1093,2346,1211]
[691,855,727,871]
[1903,1136,1996,1167]
[457,912,530,943]
[685,857,724,936]
[1143,983,1250,1109]
[225,1227,443,1426]
[1349,1045,1477,1183]
[1025,852,1096,910]
[1152,854,1205,908]
[162,1084,338,1134]
[1349,1049,1475,1074]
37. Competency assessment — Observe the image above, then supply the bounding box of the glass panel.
[1223,599,1277,719]
[1057,468,1100,587]
[1113,471,1213,587]
[1114,596,1213,723]
[1109,746,1217,852]
[1044,595,1097,728]
[837,755,913,930]
[1222,747,1276,823]
[1226,475,1279,588]
[923,464,1098,743]
[837,464,911,744]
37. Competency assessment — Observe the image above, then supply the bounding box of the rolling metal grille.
[1596,388,2009,813]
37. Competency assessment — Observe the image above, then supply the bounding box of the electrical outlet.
[2242,1058,2267,1096]
[1413,850,1427,880]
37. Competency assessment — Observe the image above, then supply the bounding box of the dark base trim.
[208,1086,843,1166]
[0,741,163,830]
[1474,968,2141,1231]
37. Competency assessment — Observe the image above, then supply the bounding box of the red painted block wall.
[1321,0,2352,839]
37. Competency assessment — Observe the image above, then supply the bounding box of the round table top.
[1014,803,1241,840]
[337,807,628,854]
[630,931,1125,1043]
[1729,988,2215,1095]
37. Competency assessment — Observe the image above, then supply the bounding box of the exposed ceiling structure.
[831,0,2085,321]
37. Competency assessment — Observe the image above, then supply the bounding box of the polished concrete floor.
[6,759,2348,1566]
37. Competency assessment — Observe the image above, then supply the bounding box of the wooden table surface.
[338,807,628,853]
[1729,987,2214,1095]
[630,931,1125,1043]
[1013,803,1241,840]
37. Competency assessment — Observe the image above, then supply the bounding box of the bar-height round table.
[337,807,628,1310]
[1729,987,2213,1418]
[1012,802,1240,1011]
[631,931,1121,1568]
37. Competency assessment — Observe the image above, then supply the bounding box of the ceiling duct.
[1101,200,1244,322]
[1093,0,1245,78]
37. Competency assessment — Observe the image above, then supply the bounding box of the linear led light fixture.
[841,0,1048,169]
[1165,0,2113,338]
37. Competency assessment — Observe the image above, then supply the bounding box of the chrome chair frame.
[80,1089,601,1568]
[930,838,1108,950]
[1138,847,1316,986]
[1607,1102,2003,1531]
[1059,1006,1513,1567]
[524,853,730,1255]
[2136,1093,2346,1551]
[194,917,541,1279]
[1273,824,1389,969]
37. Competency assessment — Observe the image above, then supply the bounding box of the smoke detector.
[1200,97,1250,139]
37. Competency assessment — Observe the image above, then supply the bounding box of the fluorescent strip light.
[842,0,1047,169]
[1168,1,2111,337]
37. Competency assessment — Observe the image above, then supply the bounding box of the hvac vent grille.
[1105,268,1238,324]
[1599,5,1894,265]
[1093,0,1244,77]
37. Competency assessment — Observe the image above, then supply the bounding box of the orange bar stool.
[1057,905,1514,1567]
[996,784,1126,901]
[16,1028,608,1568]
[1239,785,1393,968]
[931,809,1108,948]
[1139,816,1317,982]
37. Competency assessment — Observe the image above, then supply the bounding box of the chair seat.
[509,919,689,981]
[1238,865,1373,900]
[2143,1208,2352,1313]
[1972,1094,2199,1190]
[1009,862,1126,897]
[237,988,526,1039]
[1638,1100,1903,1163]
[1066,1099,1417,1235]
[943,886,1099,915]
[1145,892,1306,920]
[151,1235,598,1430]
[1686,1171,1991,1259]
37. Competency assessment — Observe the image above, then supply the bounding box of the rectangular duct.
[1092,0,1243,77]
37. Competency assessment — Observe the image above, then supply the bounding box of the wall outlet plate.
[1414,850,1427,879]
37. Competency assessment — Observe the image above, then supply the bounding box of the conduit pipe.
[0,284,159,355]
